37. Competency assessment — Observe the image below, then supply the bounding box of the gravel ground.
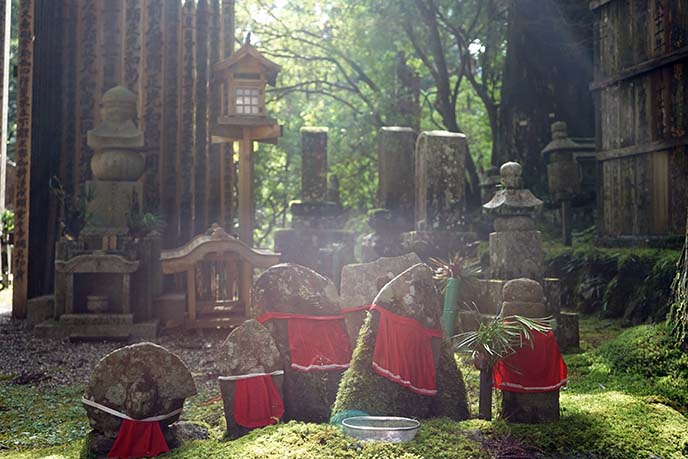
[0,313,228,393]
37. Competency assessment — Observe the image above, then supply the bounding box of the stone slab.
[501,391,560,423]
[27,295,55,325]
[340,253,421,344]
[556,312,580,351]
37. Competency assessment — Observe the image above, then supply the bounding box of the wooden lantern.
[213,43,282,140]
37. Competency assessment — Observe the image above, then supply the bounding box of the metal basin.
[341,416,420,443]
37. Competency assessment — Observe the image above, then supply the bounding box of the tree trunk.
[497,0,594,194]
[670,213,688,348]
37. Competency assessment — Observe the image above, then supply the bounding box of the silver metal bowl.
[341,416,421,443]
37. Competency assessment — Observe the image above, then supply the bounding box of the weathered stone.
[219,320,282,375]
[340,253,421,344]
[83,342,196,440]
[26,295,55,326]
[543,278,562,316]
[378,127,416,230]
[300,127,329,202]
[252,263,340,317]
[489,231,544,281]
[501,300,547,318]
[557,311,580,351]
[251,263,343,422]
[333,263,469,420]
[502,278,545,303]
[415,131,467,231]
[360,209,408,262]
[401,230,478,262]
[218,320,284,438]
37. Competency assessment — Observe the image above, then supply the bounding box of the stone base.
[556,311,580,350]
[34,315,158,340]
[489,231,544,281]
[27,295,55,326]
[401,230,478,261]
[501,390,560,423]
[274,228,355,283]
[83,180,143,235]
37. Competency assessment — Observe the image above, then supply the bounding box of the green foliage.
[1,209,13,238]
[453,315,554,367]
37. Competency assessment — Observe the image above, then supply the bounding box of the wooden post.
[0,0,10,213]
[238,128,254,246]
[13,0,36,319]
[478,368,493,420]
[186,268,197,321]
[562,200,572,246]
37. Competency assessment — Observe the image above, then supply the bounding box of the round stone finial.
[101,85,137,123]
[500,161,522,188]
[551,121,568,139]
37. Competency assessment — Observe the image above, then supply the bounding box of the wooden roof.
[161,224,280,273]
[214,43,282,86]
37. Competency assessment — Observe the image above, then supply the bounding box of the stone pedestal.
[501,391,560,423]
[378,127,416,230]
[84,181,143,235]
[360,209,407,263]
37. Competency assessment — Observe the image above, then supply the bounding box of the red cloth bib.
[108,419,169,459]
[233,374,285,428]
[370,304,443,396]
[493,330,568,393]
[258,312,352,372]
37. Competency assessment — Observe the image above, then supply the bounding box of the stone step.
[59,313,134,326]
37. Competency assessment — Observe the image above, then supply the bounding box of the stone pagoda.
[35,86,160,340]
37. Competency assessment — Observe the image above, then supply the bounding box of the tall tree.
[497,0,594,192]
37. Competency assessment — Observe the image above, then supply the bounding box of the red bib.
[108,419,169,459]
[370,304,443,396]
[233,374,285,428]
[493,330,568,393]
[258,312,352,372]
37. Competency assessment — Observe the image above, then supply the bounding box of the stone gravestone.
[402,131,477,260]
[333,263,469,420]
[378,127,416,230]
[82,342,197,456]
[498,278,562,423]
[274,128,354,284]
[339,253,421,345]
[218,320,284,438]
[251,263,346,422]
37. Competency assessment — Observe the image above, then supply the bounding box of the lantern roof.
[214,43,282,86]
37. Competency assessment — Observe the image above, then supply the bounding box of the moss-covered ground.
[3,316,688,458]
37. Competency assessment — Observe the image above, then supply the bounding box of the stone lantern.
[483,162,544,282]
[543,122,580,245]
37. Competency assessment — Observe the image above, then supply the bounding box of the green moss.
[0,383,89,451]
[546,243,680,321]
[332,313,434,417]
